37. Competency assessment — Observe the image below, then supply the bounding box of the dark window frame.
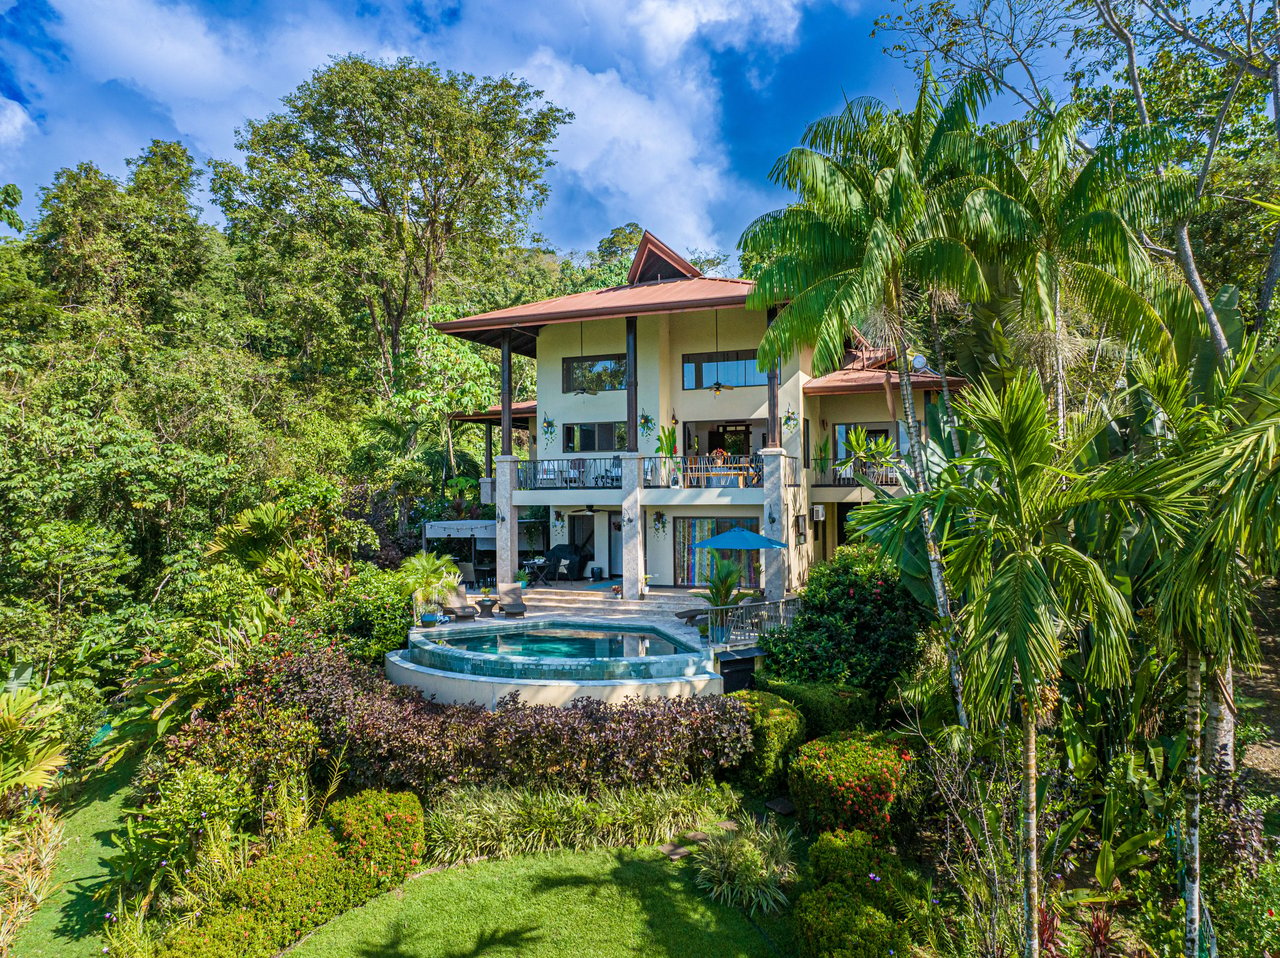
[563,421,627,453]
[681,349,769,390]
[562,354,628,393]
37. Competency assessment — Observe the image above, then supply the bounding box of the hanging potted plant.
[399,552,461,628]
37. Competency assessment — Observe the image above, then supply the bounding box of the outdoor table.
[476,597,498,619]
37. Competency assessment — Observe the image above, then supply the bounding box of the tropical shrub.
[162,691,319,796]
[293,562,409,662]
[788,731,911,836]
[422,782,736,866]
[807,828,909,913]
[758,545,930,708]
[106,763,254,901]
[728,689,805,793]
[752,675,869,739]
[159,827,367,958]
[692,817,796,915]
[1216,857,1280,957]
[323,789,425,888]
[792,885,911,958]
[0,808,64,953]
[256,649,752,795]
[0,689,66,814]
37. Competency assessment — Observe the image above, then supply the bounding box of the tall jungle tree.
[211,55,571,398]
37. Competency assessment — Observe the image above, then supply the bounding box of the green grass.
[14,761,133,958]
[289,847,790,958]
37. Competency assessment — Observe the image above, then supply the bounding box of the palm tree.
[399,552,461,621]
[740,69,992,726]
[856,371,1193,958]
[956,106,1172,434]
[1128,286,1280,957]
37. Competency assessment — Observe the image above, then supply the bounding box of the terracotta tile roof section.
[450,399,536,423]
[439,275,753,330]
[804,359,965,396]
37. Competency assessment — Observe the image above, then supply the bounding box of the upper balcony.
[641,455,762,489]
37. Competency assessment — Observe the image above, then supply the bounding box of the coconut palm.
[740,69,992,726]
[856,371,1194,958]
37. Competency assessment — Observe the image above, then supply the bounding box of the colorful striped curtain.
[674,518,761,587]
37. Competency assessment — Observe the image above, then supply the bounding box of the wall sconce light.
[670,409,679,426]
[623,512,635,525]
[820,419,828,430]
[767,508,777,525]
[496,510,506,523]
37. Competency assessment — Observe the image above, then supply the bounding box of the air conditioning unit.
[810,504,826,522]
[669,473,683,488]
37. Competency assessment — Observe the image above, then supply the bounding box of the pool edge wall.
[385,650,723,707]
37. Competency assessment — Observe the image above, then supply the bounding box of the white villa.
[435,232,956,602]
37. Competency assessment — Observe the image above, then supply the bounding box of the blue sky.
[0,0,919,258]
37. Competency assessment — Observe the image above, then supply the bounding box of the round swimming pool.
[385,618,722,706]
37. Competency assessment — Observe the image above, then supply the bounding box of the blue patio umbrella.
[692,526,787,551]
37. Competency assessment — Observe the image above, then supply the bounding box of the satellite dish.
[911,354,928,371]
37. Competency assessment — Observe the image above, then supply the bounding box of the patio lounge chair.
[456,561,476,587]
[498,583,527,617]
[441,586,479,622]
[674,608,709,629]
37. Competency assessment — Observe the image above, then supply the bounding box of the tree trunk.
[1022,702,1040,958]
[897,342,968,728]
[1205,654,1236,773]
[1184,644,1202,958]
[929,294,963,460]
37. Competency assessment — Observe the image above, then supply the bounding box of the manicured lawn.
[13,761,132,958]
[290,847,790,958]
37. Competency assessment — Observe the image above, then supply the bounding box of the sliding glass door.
[673,517,761,588]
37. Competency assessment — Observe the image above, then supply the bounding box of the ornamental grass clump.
[788,730,911,836]
[692,817,796,915]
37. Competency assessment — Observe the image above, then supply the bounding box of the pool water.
[442,627,683,659]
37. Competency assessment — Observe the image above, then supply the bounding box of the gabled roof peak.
[626,231,703,284]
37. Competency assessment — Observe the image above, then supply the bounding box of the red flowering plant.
[787,730,911,837]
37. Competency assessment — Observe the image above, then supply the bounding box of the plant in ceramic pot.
[692,556,747,644]
[399,552,461,628]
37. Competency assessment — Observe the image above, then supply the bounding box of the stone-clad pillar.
[495,455,519,585]
[759,447,788,601]
[620,452,645,599]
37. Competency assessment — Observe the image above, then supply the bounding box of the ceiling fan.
[707,310,734,396]
[573,323,597,396]
[569,505,598,515]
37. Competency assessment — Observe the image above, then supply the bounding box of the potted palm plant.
[692,556,748,645]
[399,552,461,628]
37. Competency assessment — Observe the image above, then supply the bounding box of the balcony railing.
[516,458,623,490]
[642,455,763,489]
[811,461,903,488]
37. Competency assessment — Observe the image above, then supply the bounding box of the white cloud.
[522,47,728,249]
[0,98,34,151]
[624,0,815,65]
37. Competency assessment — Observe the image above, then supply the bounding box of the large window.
[834,423,896,456]
[682,350,769,390]
[564,421,627,453]
[563,354,627,393]
[673,517,761,587]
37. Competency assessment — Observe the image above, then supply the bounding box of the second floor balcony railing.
[516,457,623,490]
[642,455,763,489]
[811,460,903,488]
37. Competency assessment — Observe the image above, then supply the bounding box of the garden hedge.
[158,789,424,958]
[752,675,870,739]
[788,731,911,836]
[728,689,805,794]
[792,885,911,958]
[255,648,753,796]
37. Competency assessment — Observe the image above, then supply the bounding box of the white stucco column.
[620,452,646,599]
[494,455,520,585]
[759,447,789,601]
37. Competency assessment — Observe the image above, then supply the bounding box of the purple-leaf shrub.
[248,649,752,796]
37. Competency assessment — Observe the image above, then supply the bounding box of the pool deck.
[424,609,706,647]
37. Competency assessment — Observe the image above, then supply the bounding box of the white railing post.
[621,452,645,600]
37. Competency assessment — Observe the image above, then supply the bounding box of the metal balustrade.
[515,458,624,490]
[641,455,763,489]
[811,461,903,488]
[703,597,800,650]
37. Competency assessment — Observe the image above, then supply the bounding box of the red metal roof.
[804,363,964,396]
